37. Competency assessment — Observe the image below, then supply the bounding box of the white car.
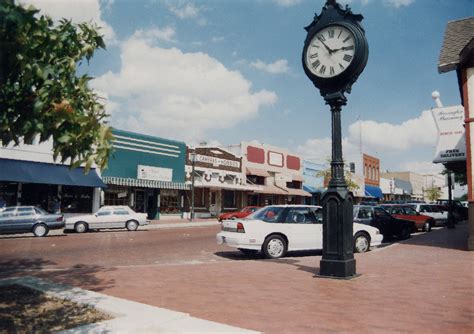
[65,206,149,233]
[408,203,448,226]
[216,205,383,259]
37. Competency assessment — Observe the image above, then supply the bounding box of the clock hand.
[319,40,334,54]
[332,46,353,52]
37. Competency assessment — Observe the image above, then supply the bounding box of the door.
[283,207,322,250]
[12,207,36,233]
[91,208,115,229]
[209,190,221,216]
[135,190,145,213]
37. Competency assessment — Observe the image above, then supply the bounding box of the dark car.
[380,204,434,232]
[436,200,468,221]
[353,205,415,240]
[0,206,65,237]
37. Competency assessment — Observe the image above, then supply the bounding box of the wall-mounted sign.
[268,151,284,167]
[431,105,466,163]
[194,154,240,168]
[137,165,173,182]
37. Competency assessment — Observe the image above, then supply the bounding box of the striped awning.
[103,176,190,190]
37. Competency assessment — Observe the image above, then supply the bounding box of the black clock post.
[302,0,368,279]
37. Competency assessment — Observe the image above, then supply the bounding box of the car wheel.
[354,233,370,253]
[33,224,49,237]
[262,235,287,259]
[75,221,88,233]
[399,226,411,240]
[423,221,432,232]
[238,248,258,256]
[126,220,139,231]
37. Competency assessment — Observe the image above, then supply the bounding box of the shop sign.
[195,154,240,168]
[137,165,173,182]
[431,105,466,163]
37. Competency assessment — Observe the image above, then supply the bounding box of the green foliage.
[315,158,360,193]
[424,186,442,202]
[441,168,467,186]
[0,1,113,172]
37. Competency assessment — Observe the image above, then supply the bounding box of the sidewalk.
[147,217,220,229]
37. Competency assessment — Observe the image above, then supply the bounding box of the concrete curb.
[0,276,260,334]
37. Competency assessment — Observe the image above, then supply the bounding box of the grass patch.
[0,284,112,333]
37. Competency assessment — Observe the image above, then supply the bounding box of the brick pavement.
[2,221,473,333]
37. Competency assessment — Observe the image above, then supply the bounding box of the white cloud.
[132,27,176,43]
[398,161,443,175]
[384,0,415,8]
[251,59,290,74]
[212,36,225,43]
[20,0,116,44]
[347,110,437,151]
[274,0,302,7]
[166,1,207,25]
[92,33,277,142]
[297,110,438,173]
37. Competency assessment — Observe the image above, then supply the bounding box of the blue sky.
[22,0,474,175]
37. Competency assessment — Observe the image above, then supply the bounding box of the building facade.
[102,129,189,219]
[382,171,424,201]
[184,146,254,218]
[225,142,311,207]
[0,138,104,214]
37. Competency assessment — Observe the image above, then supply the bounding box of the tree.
[424,186,442,202]
[315,159,360,193]
[0,1,113,171]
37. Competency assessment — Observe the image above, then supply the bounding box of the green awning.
[103,176,190,190]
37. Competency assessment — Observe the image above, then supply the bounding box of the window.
[357,207,373,219]
[251,206,285,223]
[286,207,318,224]
[223,190,236,209]
[17,207,34,216]
[160,189,179,214]
[374,207,390,218]
[419,205,431,213]
[403,207,418,215]
[113,208,129,215]
[97,210,112,216]
[34,207,48,215]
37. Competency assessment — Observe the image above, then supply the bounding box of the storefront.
[185,146,254,218]
[0,158,104,213]
[102,129,189,219]
[224,142,312,205]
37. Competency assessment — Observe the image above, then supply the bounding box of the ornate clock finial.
[326,0,337,6]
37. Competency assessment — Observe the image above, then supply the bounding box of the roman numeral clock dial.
[305,25,356,78]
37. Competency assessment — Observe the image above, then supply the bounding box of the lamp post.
[190,151,196,222]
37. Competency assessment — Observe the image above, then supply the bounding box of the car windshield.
[35,207,48,215]
[248,206,285,222]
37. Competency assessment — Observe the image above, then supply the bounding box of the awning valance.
[286,188,312,197]
[0,158,105,188]
[365,185,383,199]
[246,167,270,177]
[254,184,288,195]
[104,176,190,190]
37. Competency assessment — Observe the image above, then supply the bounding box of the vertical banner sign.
[431,105,466,163]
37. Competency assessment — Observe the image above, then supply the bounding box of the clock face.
[305,25,356,79]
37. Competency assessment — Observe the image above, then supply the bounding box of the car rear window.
[114,209,129,215]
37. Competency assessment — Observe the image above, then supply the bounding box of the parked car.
[408,203,447,226]
[436,199,468,221]
[353,205,415,240]
[380,204,434,232]
[217,206,261,222]
[65,206,149,233]
[216,205,383,259]
[0,206,65,237]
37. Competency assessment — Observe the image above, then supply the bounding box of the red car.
[218,206,260,222]
[380,205,434,232]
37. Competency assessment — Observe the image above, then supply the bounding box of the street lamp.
[190,151,197,222]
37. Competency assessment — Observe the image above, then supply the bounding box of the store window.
[223,190,236,209]
[61,186,93,213]
[0,182,18,207]
[161,189,180,214]
[104,187,130,207]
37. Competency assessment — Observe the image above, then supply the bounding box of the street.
[0,224,472,333]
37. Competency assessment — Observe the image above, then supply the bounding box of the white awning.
[246,167,270,177]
